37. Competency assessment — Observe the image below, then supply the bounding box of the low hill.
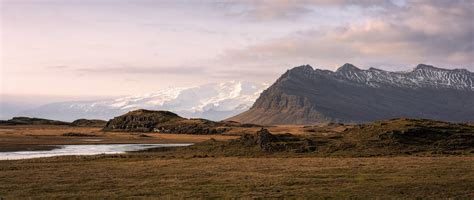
[0,117,71,126]
[71,119,107,127]
[336,118,474,155]
[163,118,474,156]
[103,109,231,134]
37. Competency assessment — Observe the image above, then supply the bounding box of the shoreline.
[0,143,194,160]
[0,125,237,152]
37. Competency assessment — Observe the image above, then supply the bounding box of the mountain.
[229,64,474,124]
[19,81,268,122]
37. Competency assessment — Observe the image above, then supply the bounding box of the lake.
[0,143,192,160]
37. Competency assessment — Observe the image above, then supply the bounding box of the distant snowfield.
[16,81,268,121]
[0,144,192,160]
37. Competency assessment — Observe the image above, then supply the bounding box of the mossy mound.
[329,118,474,155]
[103,109,230,134]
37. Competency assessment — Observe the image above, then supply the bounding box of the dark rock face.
[255,128,278,151]
[103,109,183,132]
[153,121,229,135]
[0,117,71,125]
[236,129,317,152]
[230,64,474,124]
[103,109,229,134]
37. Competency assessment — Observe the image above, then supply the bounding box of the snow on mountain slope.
[21,81,268,121]
[333,64,474,90]
[230,63,474,125]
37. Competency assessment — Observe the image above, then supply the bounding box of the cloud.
[47,65,71,69]
[211,68,280,80]
[53,66,208,75]
[214,0,403,21]
[216,0,474,70]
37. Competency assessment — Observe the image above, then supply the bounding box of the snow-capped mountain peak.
[20,81,268,121]
[331,63,473,90]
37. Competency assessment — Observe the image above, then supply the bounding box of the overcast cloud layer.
[1,0,473,96]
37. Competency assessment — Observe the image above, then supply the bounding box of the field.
[1,154,473,198]
[0,124,340,152]
[1,123,473,198]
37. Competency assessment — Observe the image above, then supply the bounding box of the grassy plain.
[0,154,473,199]
[0,122,473,198]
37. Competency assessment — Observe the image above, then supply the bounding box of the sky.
[1,0,473,97]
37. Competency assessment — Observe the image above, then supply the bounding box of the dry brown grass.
[0,124,320,151]
[1,124,473,198]
[0,155,473,198]
[223,125,339,136]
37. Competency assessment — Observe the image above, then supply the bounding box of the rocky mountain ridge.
[295,63,473,90]
[229,64,474,124]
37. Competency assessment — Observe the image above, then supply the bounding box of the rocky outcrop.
[103,109,183,132]
[103,109,230,134]
[255,128,277,151]
[229,64,474,124]
[152,119,230,134]
[234,128,317,152]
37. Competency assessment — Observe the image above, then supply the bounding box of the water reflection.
[0,143,192,160]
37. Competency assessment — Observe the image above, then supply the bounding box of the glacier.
[19,81,268,122]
